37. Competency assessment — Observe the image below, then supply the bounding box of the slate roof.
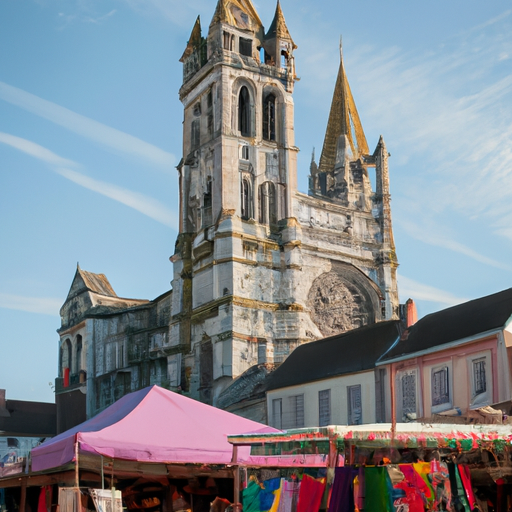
[263,320,402,392]
[380,288,512,362]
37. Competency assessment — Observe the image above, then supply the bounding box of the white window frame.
[468,352,492,409]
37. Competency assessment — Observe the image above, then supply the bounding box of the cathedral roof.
[380,288,512,362]
[72,265,117,298]
[180,16,202,63]
[265,1,296,49]
[210,0,263,33]
[264,320,402,391]
[318,52,369,173]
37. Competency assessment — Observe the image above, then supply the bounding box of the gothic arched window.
[263,94,276,141]
[238,86,251,137]
[259,181,277,225]
[241,178,252,219]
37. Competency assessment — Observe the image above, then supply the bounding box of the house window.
[469,354,491,409]
[238,86,251,137]
[263,94,276,141]
[319,389,331,427]
[347,385,362,425]
[239,37,252,57]
[431,366,450,408]
[400,369,417,420]
[272,398,282,429]
[241,178,252,219]
[241,145,250,160]
[259,181,277,225]
[473,358,486,395]
[283,394,304,429]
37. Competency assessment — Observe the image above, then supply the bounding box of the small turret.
[180,16,207,83]
[263,1,296,74]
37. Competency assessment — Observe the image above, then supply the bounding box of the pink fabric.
[32,385,278,471]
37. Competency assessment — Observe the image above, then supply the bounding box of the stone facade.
[171,0,399,406]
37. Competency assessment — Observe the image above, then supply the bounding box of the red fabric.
[63,367,70,387]
[457,465,476,509]
[297,474,326,512]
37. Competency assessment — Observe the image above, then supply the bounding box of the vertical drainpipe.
[390,362,396,441]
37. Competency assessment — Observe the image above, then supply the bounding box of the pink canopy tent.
[31,385,276,472]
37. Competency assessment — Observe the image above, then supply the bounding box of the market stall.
[0,385,277,512]
[228,423,512,511]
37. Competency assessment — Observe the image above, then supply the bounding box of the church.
[54,0,399,429]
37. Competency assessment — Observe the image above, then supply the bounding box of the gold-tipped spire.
[318,50,369,173]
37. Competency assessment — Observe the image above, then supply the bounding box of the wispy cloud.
[57,9,116,26]
[0,82,175,169]
[0,293,61,316]
[0,133,177,228]
[55,167,177,227]
[398,218,511,271]
[0,132,77,168]
[398,275,469,308]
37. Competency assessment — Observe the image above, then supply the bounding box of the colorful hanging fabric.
[259,478,281,512]
[277,480,300,512]
[457,465,477,510]
[448,462,470,512]
[412,462,434,503]
[243,480,263,512]
[394,465,429,512]
[327,467,357,512]
[364,467,393,512]
[354,466,364,512]
[430,459,452,511]
[296,474,326,512]
[268,479,283,512]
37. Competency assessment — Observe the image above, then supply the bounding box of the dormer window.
[239,38,252,57]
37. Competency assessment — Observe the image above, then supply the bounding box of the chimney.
[406,298,418,327]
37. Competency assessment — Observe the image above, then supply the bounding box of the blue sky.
[1,0,511,403]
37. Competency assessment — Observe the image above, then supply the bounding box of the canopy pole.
[101,456,104,490]
[19,477,27,512]
[232,446,239,507]
[233,466,240,507]
[74,438,79,489]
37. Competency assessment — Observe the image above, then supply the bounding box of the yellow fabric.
[268,479,282,512]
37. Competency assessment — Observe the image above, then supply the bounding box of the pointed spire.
[318,50,369,174]
[210,0,263,33]
[265,1,296,49]
[180,16,202,63]
[210,0,229,26]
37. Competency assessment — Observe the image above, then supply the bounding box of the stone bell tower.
[170,0,302,404]
[170,0,399,406]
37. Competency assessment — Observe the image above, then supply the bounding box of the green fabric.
[243,480,263,512]
[364,467,393,512]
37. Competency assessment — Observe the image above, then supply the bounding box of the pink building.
[377,288,512,422]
